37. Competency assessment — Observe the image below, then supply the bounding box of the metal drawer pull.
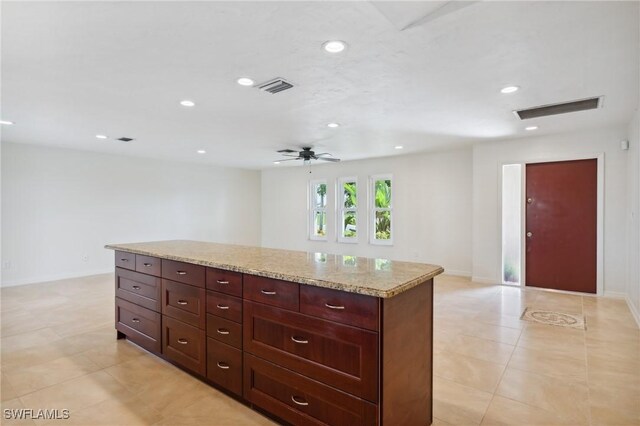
[291,336,309,344]
[176,271,187,275]
[261,290,277,295]
[177,300,188,305]
[121,258,129,262]
[131,318,140,323]
[143,263,152,267]
[325,303,345,310]
[132,285,141,290]
[217,328,230,335]
[216,280,230,285]
[177,338,188,345]
[291,396,309,406]
[216,304,229,310]
[217,361,230,370]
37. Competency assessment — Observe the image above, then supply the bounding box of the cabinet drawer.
[115,251,136,270]
[244,275,299,311]
[244,354,377,426]
[115,297,161,353]
[206,314,242,349]
[162,259,205,288]
[244,301,378,402]
[206,291,242,323]
[115,267,161,312]
[206,268,242,297]
[207,338,242,396]
[135,255,161,277]
[163,316,206,376]
[162,280,206,329]
[300,286,379,331]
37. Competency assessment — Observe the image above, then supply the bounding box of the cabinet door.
[115,297,161,354]
[244,301,378,402]
[207,338,242,396]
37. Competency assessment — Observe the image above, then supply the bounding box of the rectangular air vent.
[515,96,603,120]
[117,137,134,142]
[257,78,294,94]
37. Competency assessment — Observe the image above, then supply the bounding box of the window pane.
[314,183,327,208]
[343,181,357,208]
[374,180,391,208]
[342,210,357,238]
[313,211,326,236]
[502,164,522,284]
[375,210,391,240]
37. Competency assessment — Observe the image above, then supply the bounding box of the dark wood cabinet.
[112,250,434,426]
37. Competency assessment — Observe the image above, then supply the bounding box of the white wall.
[1,142,261,286]
[472,125,630,295]
[261,149,473,276]
[626,110,640,323]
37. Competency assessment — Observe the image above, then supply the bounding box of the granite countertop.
[104,240,443,298]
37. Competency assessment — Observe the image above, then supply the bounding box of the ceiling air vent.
[514,96,603,120]
[117,137,134,142]
[257,78,294,94]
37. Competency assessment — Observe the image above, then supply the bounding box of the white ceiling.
[1,1,638,169]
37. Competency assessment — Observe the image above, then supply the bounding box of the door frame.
[499,153,604,296]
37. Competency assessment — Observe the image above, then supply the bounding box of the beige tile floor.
[1,273,638,425]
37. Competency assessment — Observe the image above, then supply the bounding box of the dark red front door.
[525,159,597,293]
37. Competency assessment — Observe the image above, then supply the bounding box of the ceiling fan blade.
[280,153,300,157]
[277,149,297,153]
[275,157,302,162]
[315,153,332,157]
[317,157,341,162]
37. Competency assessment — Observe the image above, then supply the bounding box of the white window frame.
[337,177,358,244]
[309,179,328,241]
[369,174,393,245]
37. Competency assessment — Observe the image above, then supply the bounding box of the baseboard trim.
[625,294,640,328]
[443,269,472,278]
[471,276,497,284]
[1,269,114,287]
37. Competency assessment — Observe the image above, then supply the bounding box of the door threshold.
[522,285,599,298]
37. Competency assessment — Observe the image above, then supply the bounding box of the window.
[501,164,522,285]
[309,180,328,240]
[337,177,358,243]
[370,175,393,245]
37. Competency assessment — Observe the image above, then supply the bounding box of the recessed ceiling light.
[395,145,404,150]
[0,120,14,125]
[96,134,108,139]
[500,86,520,94]
[525,126,539,131]
[180,100,195,107]
[197,150,206,154]
[327,122,340,128]
[323,40,347,53]
[237,77,254,86]
[273,161,281,164]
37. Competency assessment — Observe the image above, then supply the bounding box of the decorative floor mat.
[521,308,586,330]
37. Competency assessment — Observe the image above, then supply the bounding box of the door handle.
[527,197,534,204]
[526,232,533,238]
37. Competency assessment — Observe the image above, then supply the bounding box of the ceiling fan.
[275,147,341,164]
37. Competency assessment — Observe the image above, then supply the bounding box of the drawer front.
[207,338,242,396]
[244,301,378,402]
[115,251,136,270]
[135,255,161,277]
[115,297,161,353]
[206,291,242,323]
[162,259,205,288]
[206,268,243,297]
[300,286,379,331]
[163,316,206,376]
[244,275,299,311]
[162,280,206,329]
[244,354,377,426]
[206,314,242,349]
[115,267,161,312]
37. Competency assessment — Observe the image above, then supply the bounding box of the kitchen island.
[105,240,443,426]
